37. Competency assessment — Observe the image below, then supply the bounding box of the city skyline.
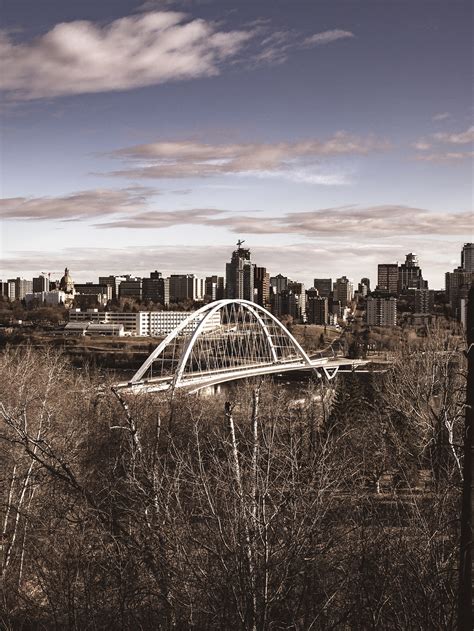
[2,241,470,292]
[1,0,473,287]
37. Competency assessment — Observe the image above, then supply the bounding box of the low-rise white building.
[68,309,221,336]
[64,321,124,336]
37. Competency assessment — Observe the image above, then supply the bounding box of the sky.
[0,0,472,289]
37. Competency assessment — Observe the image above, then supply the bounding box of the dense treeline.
[0,330,465,630]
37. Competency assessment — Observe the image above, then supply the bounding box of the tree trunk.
[458,283,473,630]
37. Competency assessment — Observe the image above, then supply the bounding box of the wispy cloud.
[252,28,354,66]
[432,112,450,122]
[278,205,472,237]
[0,187,159,220]
[433,125,474,145]
[302,29,354,47]
[94,205,470,242]
[414,151,474,163]
[106,133,388,181]
[3,190,469,240]
[96,207,226,229]
[412,125,473,162]
[412,141,432,151]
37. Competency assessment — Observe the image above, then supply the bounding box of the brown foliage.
[0,335,464,630]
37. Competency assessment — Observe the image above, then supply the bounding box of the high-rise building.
[99,275,128,300]
[271,288,305,321]
[360,277,371,292]
[270,274,289,294]
[306,288,328,325]
[461,243,474,272]
[445,266,474,320]
[25,290,68,307]
[313,278,332,298]
[119,278,142,301]
[143,274,169,305]
[33,275,50,293]
[169,274,204,303]
[75,283,112,301]
[398,253,426,292]
[226,241,255,301]
[377,264,399,295]
[329,298,343,320]
[333,276,353,306]
[413,288,434,314]
[254,266,270,307]
[12,277,33,301]
[358,278,370,297]
[445,243,474,321]
[366,297,397,327]
[460,296,468,329]
[194,277,205,301]
[205,276,225,302]
[7,279,16,300]
[288,281,306,319]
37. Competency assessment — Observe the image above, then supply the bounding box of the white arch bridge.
[114,299,369,395]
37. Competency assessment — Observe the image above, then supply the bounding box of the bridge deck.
[114,357,369,394]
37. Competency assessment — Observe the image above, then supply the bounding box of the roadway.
[114,356,370,394]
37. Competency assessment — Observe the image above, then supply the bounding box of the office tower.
[33,275,50,293]
[205,276,225,302]
[361,277,371,292]
[358,279,370,297]
[7,279,16,300]
[366,297,397,326]
[334,276,353,306]
[99,275,128,300]
[226,241,255,301]
[377,264,399,295]
[306,288,328,325]
[169,274,204,303]
[75,283,112,300]
[398,253,426,292]
[313,278,332,298]
[13,277,33,300]
[460,296,468,329]
[194,277,205,301]
[254,266,270,307]
[119,278,142,301]
[445,266,474,320]
[329,298,343,319]
[445,268,470,303]
[270,274,289,294]
[413,288,434,314]
[461,243,474,272]
[143,274,169,305]
[271,289,305,321]
[288,281,306,319]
